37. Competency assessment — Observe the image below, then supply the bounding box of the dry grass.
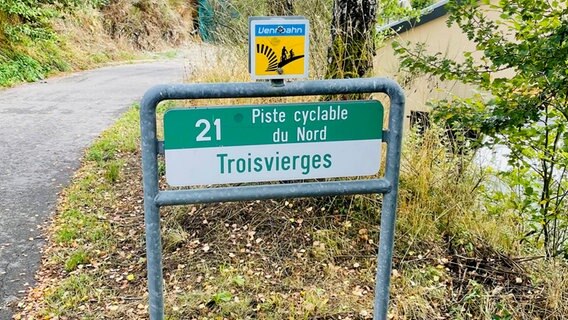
[101,0,195,51]
[61,0,197,68]
[52,7,135,70]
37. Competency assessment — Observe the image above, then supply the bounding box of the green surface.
[164,100,383,150]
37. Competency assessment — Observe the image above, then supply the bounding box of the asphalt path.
[0,50,203,318]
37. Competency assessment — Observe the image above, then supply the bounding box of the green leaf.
[233,275,245,286]
[212,291,232,303]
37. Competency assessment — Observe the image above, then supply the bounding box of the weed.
[158,50,177,59]
[104,160,121,183]
[210,291,232,304]
[65,250,90,272]
[162,224,189,252]
[0,54,49,86]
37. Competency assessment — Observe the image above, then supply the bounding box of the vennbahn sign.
[249,17,309,80]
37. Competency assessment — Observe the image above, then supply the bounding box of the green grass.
[45,274,97,316]
[85,106,140,163]
[150,50,178,60]
[54,225,79,244]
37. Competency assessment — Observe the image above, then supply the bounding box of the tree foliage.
[393,0,568,258]
[377,0,432,25]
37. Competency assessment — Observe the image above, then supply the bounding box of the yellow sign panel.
[249,17,309,80]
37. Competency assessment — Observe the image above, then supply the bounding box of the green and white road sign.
[164,100,384,186]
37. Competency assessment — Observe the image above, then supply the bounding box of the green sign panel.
[164,100,384,186]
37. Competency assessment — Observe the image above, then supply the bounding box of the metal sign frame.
[140,77,405,320]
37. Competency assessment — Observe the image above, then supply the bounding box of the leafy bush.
[394,0,568,259]
[0,0,66,85]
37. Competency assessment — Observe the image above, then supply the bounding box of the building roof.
[377,0,449,34]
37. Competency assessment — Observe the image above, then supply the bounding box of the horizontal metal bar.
[155,179,391,206]
[141,78,403,109]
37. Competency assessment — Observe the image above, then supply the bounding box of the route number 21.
[195,119,221,141]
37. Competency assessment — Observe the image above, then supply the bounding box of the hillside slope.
[0,0,196,87]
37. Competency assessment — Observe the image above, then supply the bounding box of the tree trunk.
[326,0,377,79]
[268,0,295,16]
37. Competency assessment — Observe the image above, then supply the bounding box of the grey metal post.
[140,93,165,320]
[374,83,405,320]
[140,78,404,320]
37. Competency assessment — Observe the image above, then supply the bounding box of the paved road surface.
[0,48,207,318]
